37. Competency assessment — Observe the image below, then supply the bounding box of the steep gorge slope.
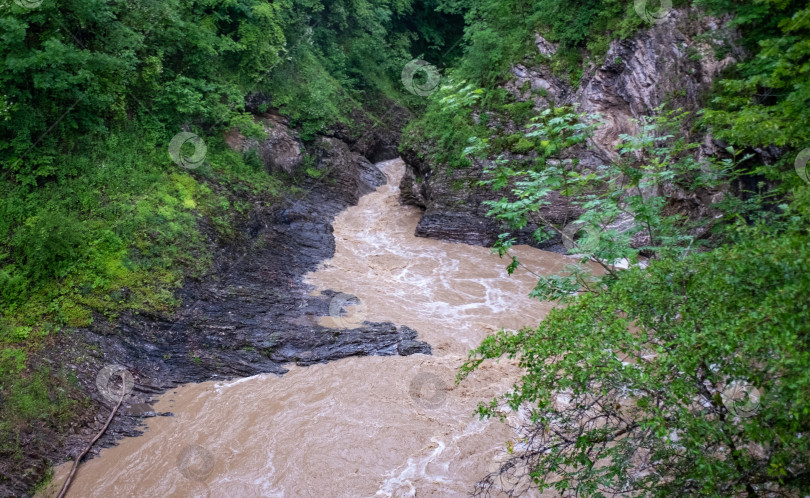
[400,7,740,247]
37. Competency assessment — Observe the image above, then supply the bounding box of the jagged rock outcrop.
[327,103,414,163]
[399,146,580,246]
[510,10,739,163]
[225,113,304,175]
[226,105,406,188]
[226,110,389,206]
[310,136,387,205]
[401,8,741,248]
[243,90,412,164]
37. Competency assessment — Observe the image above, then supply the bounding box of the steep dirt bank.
[1,110,424,497]
[400,7,741,248]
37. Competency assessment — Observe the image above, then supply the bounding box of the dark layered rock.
[326,100,413,163]
[414,212,502,246]
[310,136,387,204]
[400,142,582,248]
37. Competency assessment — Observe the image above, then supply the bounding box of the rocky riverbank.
[1,106,428,497]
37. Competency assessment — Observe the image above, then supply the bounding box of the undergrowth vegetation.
[462,198,810,495]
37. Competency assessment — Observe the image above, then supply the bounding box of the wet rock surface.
[83,150,429,443]
[327,101,413,163]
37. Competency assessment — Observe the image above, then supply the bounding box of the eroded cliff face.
[400,8,741,248]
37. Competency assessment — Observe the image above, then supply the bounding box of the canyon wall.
[400,8,741,248]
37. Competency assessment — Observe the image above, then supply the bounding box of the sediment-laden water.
[47,159,572,497]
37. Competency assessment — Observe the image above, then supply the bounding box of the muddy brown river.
[46,159,572,497]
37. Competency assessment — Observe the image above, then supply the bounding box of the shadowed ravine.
[46,159,572,497]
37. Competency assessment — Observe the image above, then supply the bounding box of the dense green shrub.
[462,199,810,495]
[12,212,86,283]
[433,0,647,86]
[0,0,462,179]
[462,95,810,498]
[700,1,810,156]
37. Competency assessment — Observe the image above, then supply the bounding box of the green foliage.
[453,0,810,491]
[401,80,483,168]
[0,365,79,459]
[11,212,86,283]
[0,348,26,375]
[402,82,548,171]
[403,0,655,174]
[0,0,470,330]
[473,107,746,301]
[701,1,810,153]
[229,113,269,141]
[3,367,75,423]
[1,0,278,180]
[0,118,291,341]
[436,0,645,86]
[0,0,459,176]
[461,203,810,495]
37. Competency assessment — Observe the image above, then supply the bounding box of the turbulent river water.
[48,159,572,497]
